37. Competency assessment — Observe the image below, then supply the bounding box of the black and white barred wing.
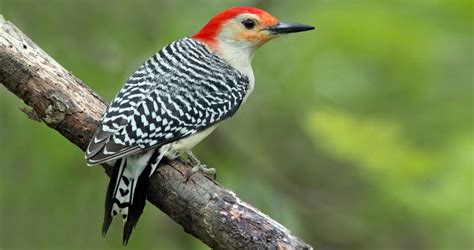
[86,38,249,165]
[86,62,154,164]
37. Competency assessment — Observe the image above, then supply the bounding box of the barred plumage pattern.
[86,38,249,164]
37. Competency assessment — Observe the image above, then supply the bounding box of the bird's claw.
[184,150,217,182]
[185,163,216,182]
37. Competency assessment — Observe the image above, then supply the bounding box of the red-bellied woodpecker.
[85,6,314,245]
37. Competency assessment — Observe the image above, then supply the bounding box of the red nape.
[192,6,268,46]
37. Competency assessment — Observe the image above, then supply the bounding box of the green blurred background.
[0,0,472,249]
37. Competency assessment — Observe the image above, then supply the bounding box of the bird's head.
[192,6,314,65]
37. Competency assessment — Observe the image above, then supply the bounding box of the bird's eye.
[241,19,256,30]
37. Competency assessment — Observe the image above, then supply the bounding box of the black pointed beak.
[265,22,315,35]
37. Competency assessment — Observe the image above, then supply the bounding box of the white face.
[210,12,278,81]
[217,13,277,49]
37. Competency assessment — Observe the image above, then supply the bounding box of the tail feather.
[123,164,151,245]
[102,158,125,236]
[101,149,162,245]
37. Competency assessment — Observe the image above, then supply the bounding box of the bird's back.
[86,38,249,165]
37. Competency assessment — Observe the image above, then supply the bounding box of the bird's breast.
[242,70,255,104]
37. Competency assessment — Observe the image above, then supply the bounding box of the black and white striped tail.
[102,150,161,245]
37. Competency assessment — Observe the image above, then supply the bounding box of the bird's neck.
[194,37,256,102]
[197,36,256,80]
[215,39,256,102]
[217,40,255,71]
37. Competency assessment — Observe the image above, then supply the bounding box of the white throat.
[216,39,255,77]
[215,38,256,102]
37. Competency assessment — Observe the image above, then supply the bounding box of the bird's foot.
[185,164,216,182]
[184,150,216,182]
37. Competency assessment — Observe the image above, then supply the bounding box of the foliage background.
[0,0,472,249]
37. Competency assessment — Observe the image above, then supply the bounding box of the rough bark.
[0,15,313,249]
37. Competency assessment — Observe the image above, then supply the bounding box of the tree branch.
[0,15,313,249]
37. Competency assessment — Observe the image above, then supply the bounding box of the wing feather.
[86,38,249,164]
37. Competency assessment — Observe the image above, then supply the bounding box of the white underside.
[160,123,219,159]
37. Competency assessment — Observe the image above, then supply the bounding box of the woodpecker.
[85,6,313,245]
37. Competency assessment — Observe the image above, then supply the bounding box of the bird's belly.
[161,124,219,159]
